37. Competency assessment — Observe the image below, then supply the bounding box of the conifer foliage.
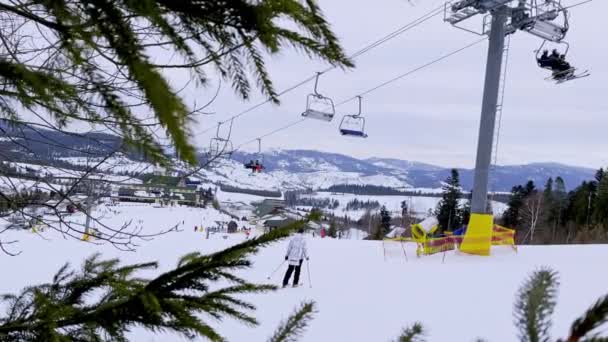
[435,169,463,232]
[393,268,608,342]
[0,0,353,165]
[0,223,308,341]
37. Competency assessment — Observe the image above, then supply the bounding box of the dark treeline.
[323,184,421,196]
[501,168,608,244]
[0,189,50,215]
[285,190,339,209]
[219,184,282,198]
[345,198,380,211]
[291,197,339,210]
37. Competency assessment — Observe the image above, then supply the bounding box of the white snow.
[194,158,411,191]
[0,207,606,342]
[301,192,508,220]
[7,162,142,185]
[58,155,162,175]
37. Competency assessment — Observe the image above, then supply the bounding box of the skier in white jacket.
[282,228,309,287]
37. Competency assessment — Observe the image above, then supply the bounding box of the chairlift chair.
[209,121,234,159]
[520,0,569,42]
[535,40,589,84]
[209,138,233,158]
[339,96,368,138]
[243,138,265,174]
[301,72,335,122]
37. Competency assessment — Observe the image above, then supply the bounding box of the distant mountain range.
[0,121,597,192]
[230,150,596,191]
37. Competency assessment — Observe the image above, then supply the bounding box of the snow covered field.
[0,204,606,341]
[302,191,509,220]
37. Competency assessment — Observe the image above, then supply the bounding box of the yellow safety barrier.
[386,220,517,258]
[492,225,517,252]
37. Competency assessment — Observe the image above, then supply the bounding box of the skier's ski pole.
[306,259,312,288]
[267,261,286,280]
[400,240,408,263]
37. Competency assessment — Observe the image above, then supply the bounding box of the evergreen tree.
[524,180,537,197]
[593,175,608,227]
[0,0,352,166]
[380,205,392,234]
[595,168,605,184]
[401,200,408,218]
[327,219,337,238]
[564,182,594,227]
[543,178,555,226]
[369,206,391,240]
[502,185,526,228]
[434,169,463,232]
[400,200,414,228]
[462,198,471,227]
[552,177,567,227]
[393,268,608,341]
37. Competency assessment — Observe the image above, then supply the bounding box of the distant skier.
[283,228,309,288]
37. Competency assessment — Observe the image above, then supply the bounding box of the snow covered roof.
[385,227,407,238]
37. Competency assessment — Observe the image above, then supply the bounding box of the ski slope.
[0,204,606,341]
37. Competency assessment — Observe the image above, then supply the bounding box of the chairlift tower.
[444,0,576,255]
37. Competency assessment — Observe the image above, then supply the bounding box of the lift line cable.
[234,37,487,151]
[336,37,487,106]
[194,2,449,137]
[562,0,593,10]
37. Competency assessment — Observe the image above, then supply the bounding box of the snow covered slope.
[1,204,606,342]
[194,157,411,191]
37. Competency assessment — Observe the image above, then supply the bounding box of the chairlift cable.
[562,0,593,10]
[194,2,449,137]
[235,119,307,150]
[234,37,485,150]
[336,37,487,106]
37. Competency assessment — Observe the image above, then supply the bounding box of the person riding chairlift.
[537,49,572,77]
[254,159,263,173]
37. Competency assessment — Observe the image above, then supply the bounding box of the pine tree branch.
[514,268,559,342]
[566,295,608,342]
[0,221,306,340]
[268,301,317,342]
[394,322,426,342]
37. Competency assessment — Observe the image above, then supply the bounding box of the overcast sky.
[187,0,606,169]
